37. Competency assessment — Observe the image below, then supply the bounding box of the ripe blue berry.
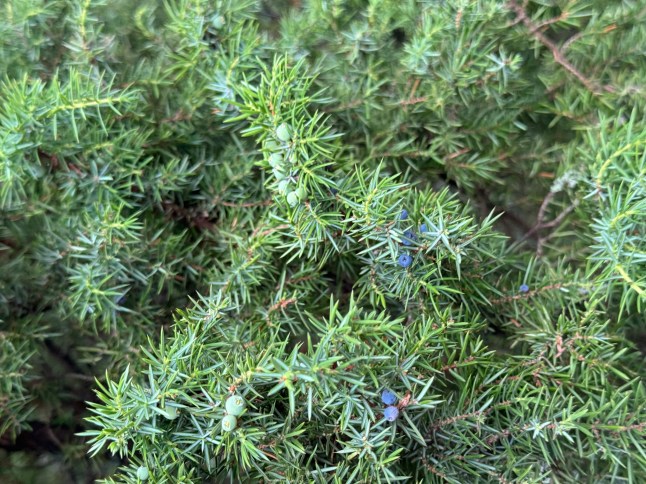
[420,223,428,233]
[381,390,397,405]
[402,229,416,246]
[221,414,237,432]
[519,284,529,293]
[225,395,246,416]
[384,406,399,422]
[400,209,409,220]
[276,123,292,142]
[398,254,412,268]
[136,466,149,481]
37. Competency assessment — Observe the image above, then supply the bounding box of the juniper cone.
[1,1,645,483]
[381,390,398,406]
[397,254,413,268]
[384,406,400,423]
[273,167,286,180]
[276,123,292,142]
[402,229,416,246]
[268,153,283,168]
[225,395,246,416]
[211,15,225,30]
[136,466,149,481]
[221,415,238,433]
[163,405,179,420]
[286,190,300,207]
[295,186,308,201]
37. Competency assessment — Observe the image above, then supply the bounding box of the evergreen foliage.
[1,0,645,482]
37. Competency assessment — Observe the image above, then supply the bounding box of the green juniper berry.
[136,466,149,481]
[225,395,246,416]
[276,122,292,142]
[221,415,238,432]
[268,153,283,168]
[287,191,300,207]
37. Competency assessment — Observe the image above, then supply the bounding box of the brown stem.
[506,0,604,94]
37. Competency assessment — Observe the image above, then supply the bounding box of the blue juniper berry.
[400,209,408,220]
[519,284,529,293]
[381,390,397,405]
[384,406,399,422]
[420,223,428,233]
[402,229,416,246]
[398,254,413,268]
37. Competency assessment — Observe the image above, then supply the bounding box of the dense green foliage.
[1,0,645,482]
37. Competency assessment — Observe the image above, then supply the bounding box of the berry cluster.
[381,389,399,422]
[222,394,246,432]
[396,208,428,269]
[264,122,308,207]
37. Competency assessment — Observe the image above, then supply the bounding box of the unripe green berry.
[273,167,286,180]
[287,191,299,207]
[278,179,290,193]
[136,466,149,481]
[295,186,307,200]
[225,395,246,416]
[211,15,225,29]
[163,405,178,420]
[268,153,283,168]
[276,123,292,142]
[221,414,237,432]
[264,139,279,151]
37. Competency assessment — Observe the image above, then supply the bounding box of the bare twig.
[531,12,570,34]
[506,0,604,94]
[517,181,579,255]
[219,199,273,208]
